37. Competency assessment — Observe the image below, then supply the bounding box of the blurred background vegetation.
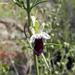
[0,0,75,75]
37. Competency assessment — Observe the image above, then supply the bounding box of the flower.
[30,32,50,56]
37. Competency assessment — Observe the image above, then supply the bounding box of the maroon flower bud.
[34,38,44,56]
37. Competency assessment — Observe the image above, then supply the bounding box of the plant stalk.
[27,0,31,26]
[34,53,39,75]
[26,1,39,75]
[26,0,32,36]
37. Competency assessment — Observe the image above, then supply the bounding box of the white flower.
[30,32,50,43]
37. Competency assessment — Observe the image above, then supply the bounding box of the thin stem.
[15,2,22,8]
[28,11,31,26]
[32,0,37,6]
[9,57,19,75]
[30,1,47,10]
[26,0,32,36]
[45,43,62,46]
[41,53,51,73]
[27,0,31,26]
[34,53,39,75]
[22,2,27,11]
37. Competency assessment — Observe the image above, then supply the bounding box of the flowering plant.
[12,0,50,75]
[30,16,50,56]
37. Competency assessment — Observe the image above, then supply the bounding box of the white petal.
[30,34,36,43]
[41,32,50,39]
[31,27,35,34]
[36,33,41,38]
[31,16,36,25]
[30,33,42,43]
[30,32,50,43]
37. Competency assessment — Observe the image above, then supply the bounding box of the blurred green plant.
[0,63,9,75]
[13,0,48,75]
[0,0,75,75]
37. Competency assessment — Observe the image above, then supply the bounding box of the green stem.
[26,1,39,75]
[41,53,51,73]
[30,1,47,10]
[27,0,31,26]
[28,11,31,26]
[34,54,39,75]
[26,0,32,36]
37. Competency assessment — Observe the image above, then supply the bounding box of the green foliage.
[0,63,9,75]
[0,0,75,75]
